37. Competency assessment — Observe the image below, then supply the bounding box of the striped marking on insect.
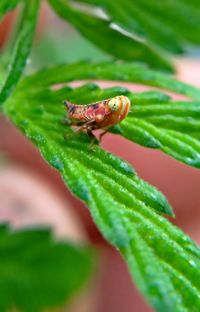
[63,95,131,142]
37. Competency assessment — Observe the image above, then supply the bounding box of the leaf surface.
[0,0,39,107]
[49,0,200,71]
[0,0,22,19]
[0,224,94,312]
[4,79,200,311]
[48,0,173,72]
[21,61,200,100]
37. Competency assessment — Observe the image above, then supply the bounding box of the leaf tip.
[165,204,175,218]
[68,178,90,202]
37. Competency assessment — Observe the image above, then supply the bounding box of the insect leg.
[64,119,96,142]
[86,130,99,151]
[85,122,99,143]
[81,120,100,149]
[76,119,95,132]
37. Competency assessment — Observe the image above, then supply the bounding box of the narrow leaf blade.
[0,0,22,20]
[70,0,200,55]
[21,61,200,100]
[48,0,173,72]
[0,0,40,107]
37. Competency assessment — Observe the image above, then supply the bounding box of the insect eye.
[108,99,119,111]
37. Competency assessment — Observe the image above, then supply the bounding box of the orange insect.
[64,95,131,142]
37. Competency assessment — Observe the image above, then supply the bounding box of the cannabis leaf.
[3,71,200,311]
[1,0,200,310]
[0,0,39,107]
[21,61,200,100]
[48,0,200,71]
[0,0,22,19]
[20,61,200,168]
[0,224,94,312]
[49,0,173,72]
[119,100,200,168]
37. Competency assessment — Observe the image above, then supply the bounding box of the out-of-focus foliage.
[0,0,22,19]
[49,0,173,72]
[49,0,200,72]
[0,0,39,106]
[0,224,94,312]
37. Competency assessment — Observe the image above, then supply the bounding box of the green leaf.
[3,85,173,218]
[120,102,200,168]
[66,0,200,57]
[0,0,22,20]
[21,61,200,100]
[0,224,94,312]
[0,0,40,107]
[48,0,173,72]
[17,60,200,167]
[4,78,200,311]
[19,79,200,168]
